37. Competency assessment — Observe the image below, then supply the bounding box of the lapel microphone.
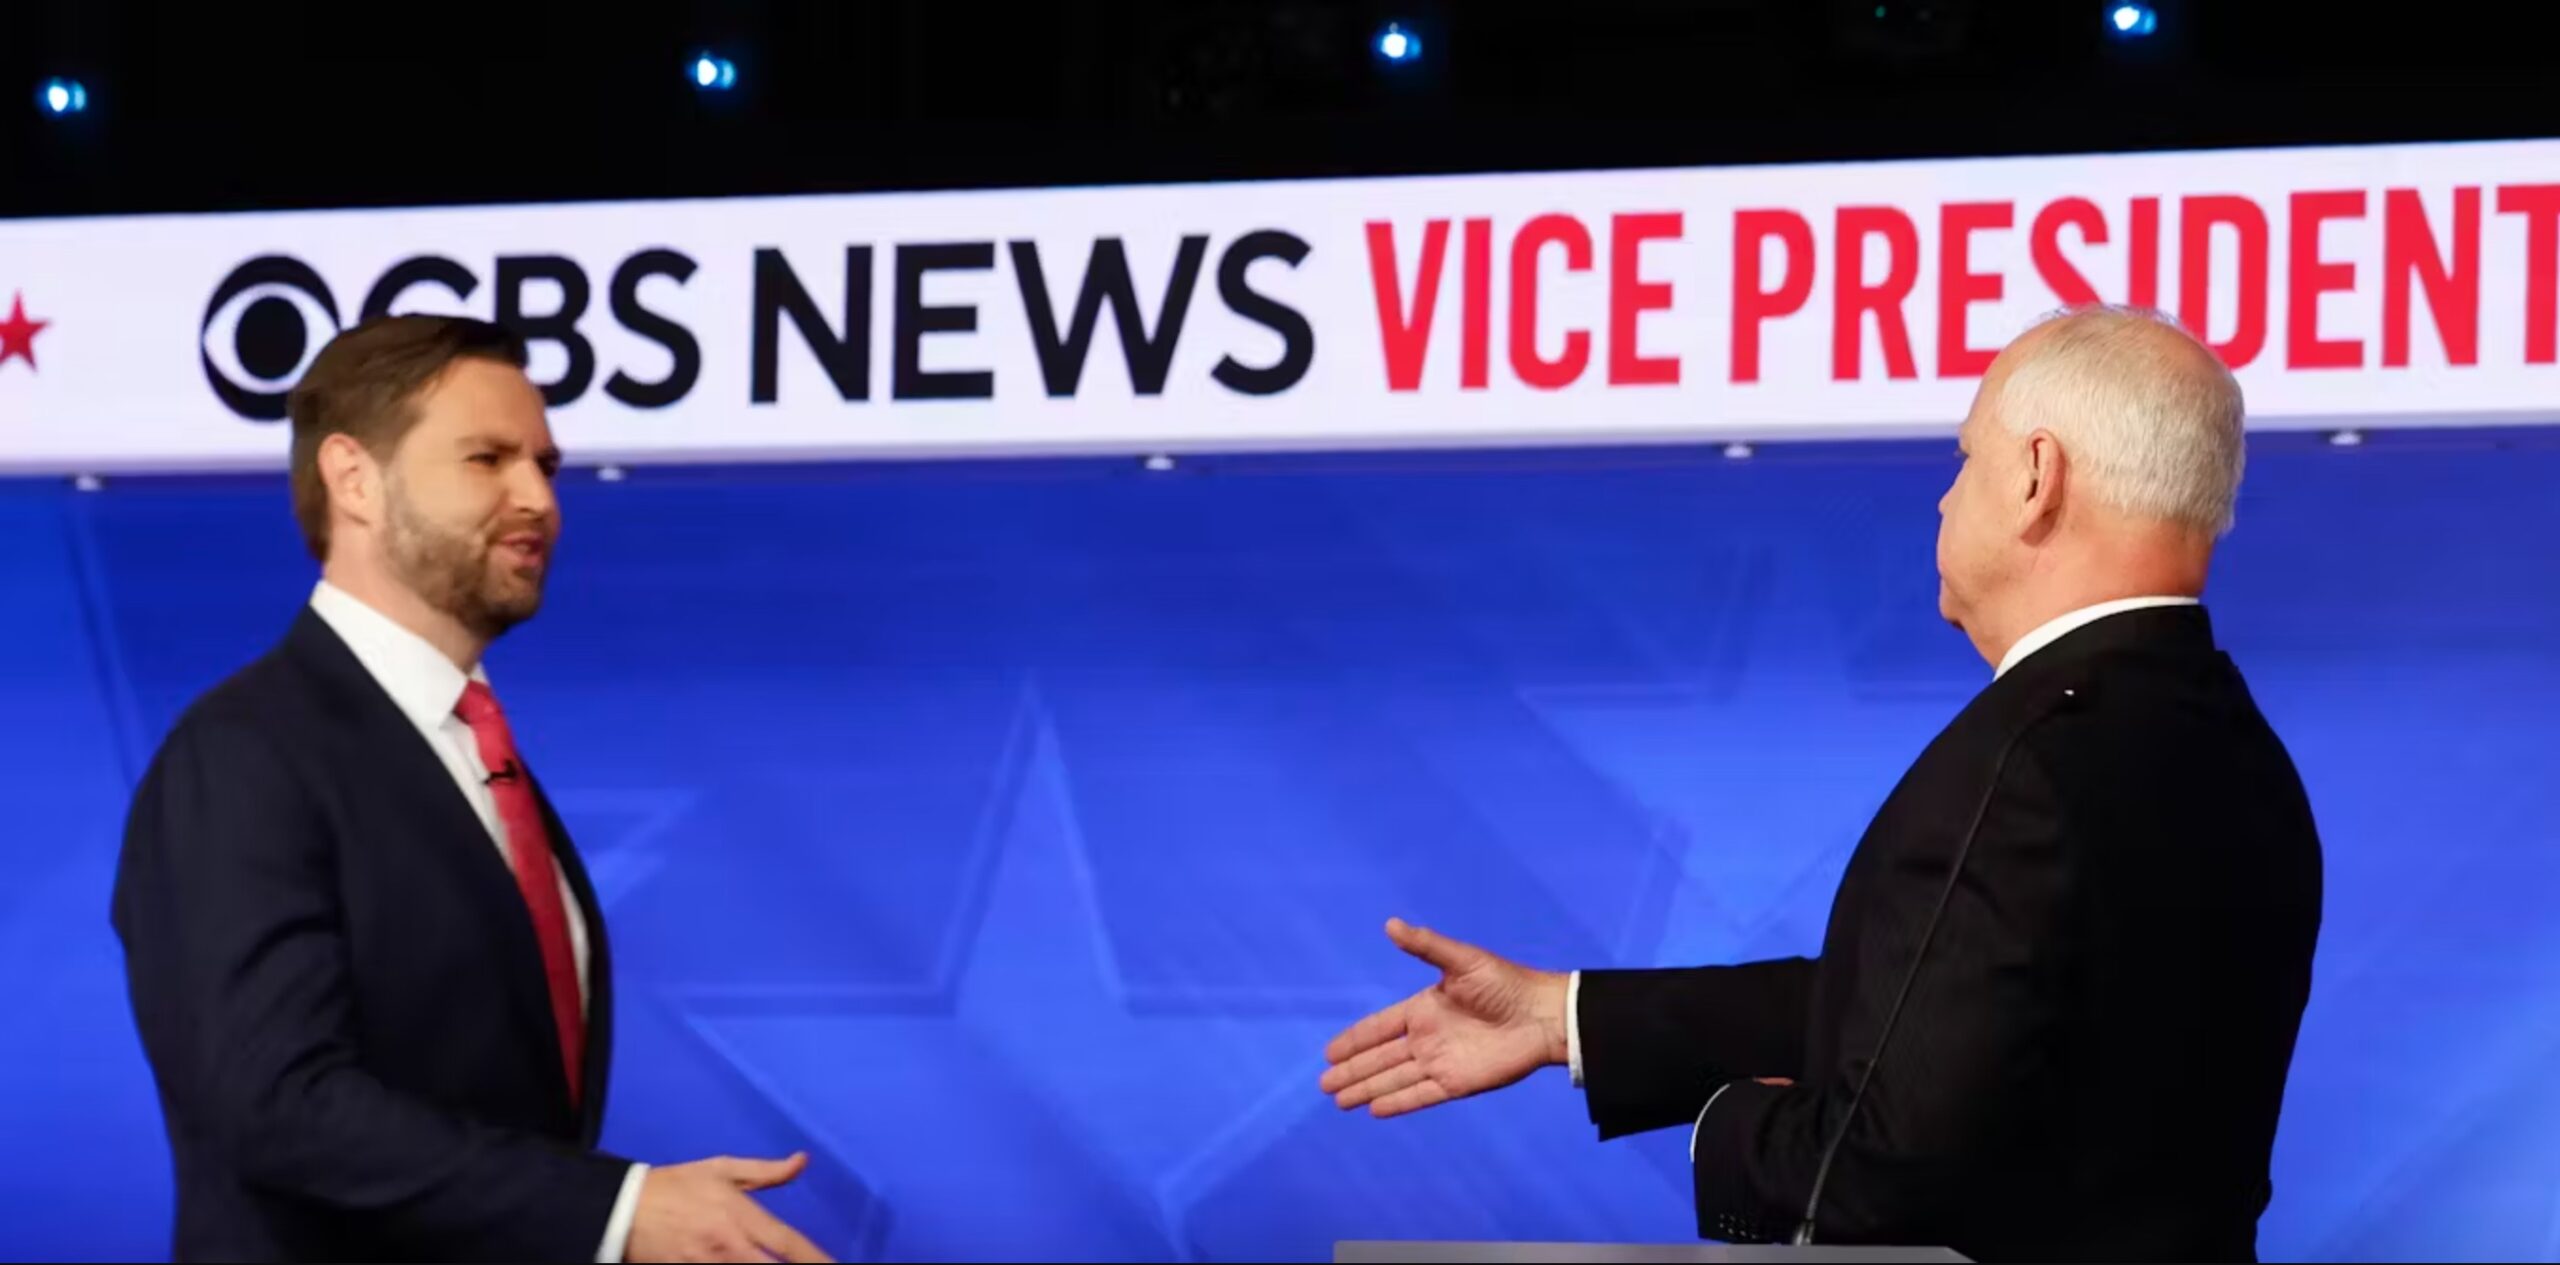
[484,759,522,786]
[1793,684,2087,1247]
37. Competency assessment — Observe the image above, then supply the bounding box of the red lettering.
[1509,213,1594,390]
[2129,197,2161,308]
[1461,218,1493,389]
[1938,201,2011,378]
[1367,219,1450,391]
[1608,212,1683,385]
[2031,197,2107,307]
[2382,188,2481,367]
[2178,195,2270,368]
[2497,184,2560,364]
[1833,206,1921,381]
[2286,190,2366,369]
[1731,209,1815,384]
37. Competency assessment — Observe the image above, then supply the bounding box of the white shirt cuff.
[598,1162,649,1262]
[1565,969,1585,1086]
[1689,1083,1737,1162]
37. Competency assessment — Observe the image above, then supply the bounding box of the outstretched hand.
[1318,918,1571,1118]
[627,1151,832,1263]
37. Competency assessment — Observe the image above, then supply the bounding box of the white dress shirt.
[307,581,647,1262]
[1994,595,2200,678]
[1564,595,2203,1161]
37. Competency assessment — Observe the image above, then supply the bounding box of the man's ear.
[316,433,382,536]
[2020,428,2069,532]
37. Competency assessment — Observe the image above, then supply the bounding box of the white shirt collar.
[307,579,490,732]
[1995,595,2202,678]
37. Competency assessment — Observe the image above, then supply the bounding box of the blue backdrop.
[2,429,2555,1263]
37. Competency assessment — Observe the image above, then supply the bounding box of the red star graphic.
[0,292,49,372]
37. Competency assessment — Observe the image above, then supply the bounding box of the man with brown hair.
[112,315,830,1263]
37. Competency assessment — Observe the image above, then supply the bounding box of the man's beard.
[384,482,546,642]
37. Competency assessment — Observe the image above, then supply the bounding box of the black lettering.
[751,246,872,404]
[1213,231,1315,396]
[1010,236,1209,396]
[360,255,478,323]
[494,255,595,407]
[603,249,700,409]
[894,242,996,401]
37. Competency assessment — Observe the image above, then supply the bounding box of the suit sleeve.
[111,717,632,1263]
[1575,957,1816,1139]
[1683,735,2079,1245]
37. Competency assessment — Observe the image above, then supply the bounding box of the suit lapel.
[282,610,577,1111]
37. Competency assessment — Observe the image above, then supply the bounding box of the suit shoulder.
[150,644,326,764]
[2014,646,2298,794]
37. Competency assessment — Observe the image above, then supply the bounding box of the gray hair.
[1993,304,2247,537]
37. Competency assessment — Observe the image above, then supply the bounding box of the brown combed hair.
[285,315,530,561]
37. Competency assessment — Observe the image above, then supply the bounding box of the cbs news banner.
[1,137,2555,474]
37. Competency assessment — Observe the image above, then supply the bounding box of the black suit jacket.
[1576,605,2323,1263]
[112,608,629,1263]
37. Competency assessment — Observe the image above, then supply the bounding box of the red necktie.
[454,680,585,1106]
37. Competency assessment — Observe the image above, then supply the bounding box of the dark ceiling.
[5,0,2555,218]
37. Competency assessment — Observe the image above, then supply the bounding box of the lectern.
[1334,1243,1967,1264]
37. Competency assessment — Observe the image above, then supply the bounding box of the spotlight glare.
[689,53,738,92]
[2106,4,2158,37]
[36,77,88,117]
[1374,22,1421,64]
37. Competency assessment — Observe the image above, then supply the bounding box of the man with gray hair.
[1320,305,2324,1262]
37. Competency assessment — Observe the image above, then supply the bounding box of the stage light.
[1375,22,1422,65]
[36,77,88,117]
[2106,4,2158,37]
[690,52,738,91]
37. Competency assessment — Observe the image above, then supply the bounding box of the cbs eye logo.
[200,256,342,422]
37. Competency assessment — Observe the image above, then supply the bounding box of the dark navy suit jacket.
[113,608,628,1262]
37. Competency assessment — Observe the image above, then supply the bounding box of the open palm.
[1319,918,1569,1118]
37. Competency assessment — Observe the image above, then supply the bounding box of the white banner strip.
[2,137,2556,473]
